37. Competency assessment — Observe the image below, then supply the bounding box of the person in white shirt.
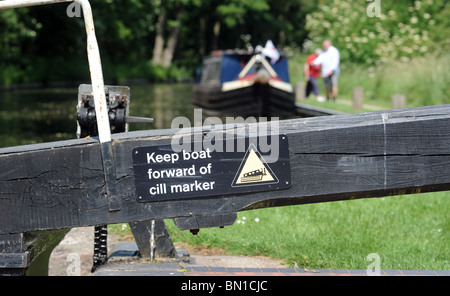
[312,40,340,101]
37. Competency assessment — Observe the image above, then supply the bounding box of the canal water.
[0,83,195,148]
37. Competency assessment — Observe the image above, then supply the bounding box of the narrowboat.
[193,45,296,117]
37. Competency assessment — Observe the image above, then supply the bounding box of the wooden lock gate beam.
[1,104,450,237]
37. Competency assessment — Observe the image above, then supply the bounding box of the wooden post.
[1,104,450,274]
[130,220,176,259]
[352,86,364,111]
[295,81,305,101]
[392,94,406,109]
[1,104,449,236]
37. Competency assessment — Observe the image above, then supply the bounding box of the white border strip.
[222,79,255,92]
[269,80,294,93]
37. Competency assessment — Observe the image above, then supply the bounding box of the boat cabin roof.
[199,50,290,85]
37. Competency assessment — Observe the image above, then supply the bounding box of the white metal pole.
[74,0,111,143]
[0,0,70,9]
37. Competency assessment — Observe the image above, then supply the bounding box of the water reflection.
[0,84,194,148]
[129,84,194,131]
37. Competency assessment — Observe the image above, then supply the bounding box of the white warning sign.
[231,144,278,187]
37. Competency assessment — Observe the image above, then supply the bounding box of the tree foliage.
[305,0,450,65]
[0,0,448,85]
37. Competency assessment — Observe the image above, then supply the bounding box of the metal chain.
[91,225,108,272]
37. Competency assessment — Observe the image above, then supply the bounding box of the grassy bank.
[289,53,450,108]
[109,191,449,270]
[163,191,449,270]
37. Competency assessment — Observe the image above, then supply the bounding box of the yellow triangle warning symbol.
[231,144,278,187]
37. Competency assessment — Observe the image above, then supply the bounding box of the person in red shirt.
[304,49,325,101]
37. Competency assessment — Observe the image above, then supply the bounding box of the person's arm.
[312,54,322,66]
[327,48,339,76]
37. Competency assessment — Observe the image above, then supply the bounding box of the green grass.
[110,191,449,270]
[159,191,449,270]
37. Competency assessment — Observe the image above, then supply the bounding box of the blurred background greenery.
[1,0,449,105]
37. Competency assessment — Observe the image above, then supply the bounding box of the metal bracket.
[77,84,132,211]
[77,84,131,138]
[0,233,34,276]
[173,213,238,235]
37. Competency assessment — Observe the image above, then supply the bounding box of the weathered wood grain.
[1,104,449,234]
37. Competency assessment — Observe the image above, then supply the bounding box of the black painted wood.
[1,104,449,235]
